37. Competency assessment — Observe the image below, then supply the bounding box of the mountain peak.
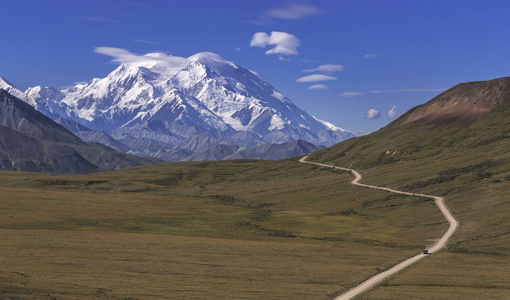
[0,77,33,106]
[188,52,229,64]
[188,52,237,71]
[2,50,353,162]
[0,76,13,86]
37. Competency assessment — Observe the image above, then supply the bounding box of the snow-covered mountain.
[2,52,355,161]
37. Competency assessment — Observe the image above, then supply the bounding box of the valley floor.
[0,159,450,299]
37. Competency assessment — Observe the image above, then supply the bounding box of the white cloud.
[340,92,363,97]
[95,47,155,64]
[94,47,192,76]
[265,4,321,20]
[296,74,337,83]
[250,31,300,55]
[278,56,290,61]
[367,109,381,120]
[235,47,241,51]
[368,88,446,93]
[364,53,379,59]
[303,64,344,73]
[388,106,397,118]
[308,84,329,90]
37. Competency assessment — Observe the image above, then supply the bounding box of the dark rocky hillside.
[0,89,159,173]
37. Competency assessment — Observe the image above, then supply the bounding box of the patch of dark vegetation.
[251,208,271,222]
[36,179,71,186]
[119,187,154,193]
[246,202,276,209]
[361,155,399,169]
[208,194,238,205]
[362,194,405,208]
[471,132,510,148]
[308,235,411,249]
[448,246,508,257]
[475,172,493,180]
[326,208,358,216]
[402,175,458,190]
[303,280,334,285]
[144,169,200,187]
[235,221,296,238]
[84,180,109,186]
[439,160,502,176]
[263,228,297,238]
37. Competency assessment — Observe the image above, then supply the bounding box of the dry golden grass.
[0,159,449,299]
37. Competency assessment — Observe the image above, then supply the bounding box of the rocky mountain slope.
[184,139,324,161]
[0,89,158,173]
[400,76,510,125]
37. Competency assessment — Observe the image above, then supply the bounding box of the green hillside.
[309,77,510,298]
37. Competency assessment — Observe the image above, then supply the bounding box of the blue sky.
[1,0,510,132]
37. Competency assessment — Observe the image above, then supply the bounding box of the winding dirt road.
[299,156,459,300]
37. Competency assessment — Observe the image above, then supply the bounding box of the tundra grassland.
[0,159,447,299]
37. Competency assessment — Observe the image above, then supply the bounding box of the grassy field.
[0,159,448,299]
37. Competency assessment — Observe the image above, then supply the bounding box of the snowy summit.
[3,49,354,160]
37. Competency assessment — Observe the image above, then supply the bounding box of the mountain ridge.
[0,89,159,173]
[1,51,355,161]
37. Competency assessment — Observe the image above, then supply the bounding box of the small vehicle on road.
[423,249,429,254]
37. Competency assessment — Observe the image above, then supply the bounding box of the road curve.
[299,156,459,300]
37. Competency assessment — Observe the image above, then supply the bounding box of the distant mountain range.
[0,52,355,161]
[0,89,158,173]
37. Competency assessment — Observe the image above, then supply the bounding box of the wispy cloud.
[341,88,445,96]
[83,16,118,23]
[132,39,158,44]
[368,88,446,93]
[340,92,363,97]
[250,31,300,55]
[364,53,379,59]
[303,64,344,73]
[388,106,397,118]
[296,74,337,83]
[266,4,321,20]
[308,84,329,90]
[249,3,321,25]
[93,47,191,77]
[367,109,381,119]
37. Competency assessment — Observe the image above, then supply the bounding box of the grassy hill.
[309,77,510,298]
